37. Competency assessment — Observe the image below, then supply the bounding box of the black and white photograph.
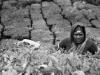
[0,0,100,75]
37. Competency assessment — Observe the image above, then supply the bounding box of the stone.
[76,17,91,27]
[31,4,41,9]
[4,27,30,39]
[91,20,100,28]
[86,27,100,42]
[74,11,91,27]
[11,8,29,18]
[0,24,3,38]
[51,19,71,31]
[53,27,70,45]
[62,6,78,25]
[31,29,53,43]
[82,10,96,20]
[31,12,42,20]
[32,19,48,30]
[46,14,62,25]
[30,4,42,20]
[0,24,3,32]
[47,18,61,25]
[54,0,71,6]
[18,0,41,3]
[42,2,61,18]
[2,1,12,9]
[2,0,18,9]
[63,7,93,26]
[49,19,71,45]
[1,8,29,23]
[3,18,31,28]
[1,9,15,23]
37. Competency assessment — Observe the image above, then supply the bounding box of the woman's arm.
[86,40,98,55]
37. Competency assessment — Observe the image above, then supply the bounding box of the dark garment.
[59,38,98,55]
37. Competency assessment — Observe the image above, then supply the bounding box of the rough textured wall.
[0,0,100,45]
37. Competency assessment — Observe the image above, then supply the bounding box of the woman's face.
[73,29,84,44]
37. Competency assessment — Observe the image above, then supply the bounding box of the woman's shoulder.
[85,38,98,54]
[60,38,71,44]
[86,38,96,45]
[58,37,71,50]
[85,38,97,50]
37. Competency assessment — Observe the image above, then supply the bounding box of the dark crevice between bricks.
[83,14,97,28]
[70,0,74,5]
[1,1,34,40]
[40,1,56,45]
[52,31,56,45]
[28,6,34,40]
[52,1,73,44]
[62,14,73,26]
[0,0,7,40]
[17,3,34,40]
[0,0,11,40]
[42,0,72,45]
[40,1,53,43]
[16,1,39,40]
[42,0,53,2]
[40,0,72,44]
[52,1,73,26]
[0,23,8,40]
[40,2,48,29]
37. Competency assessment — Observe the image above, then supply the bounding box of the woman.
[58,22,98,55]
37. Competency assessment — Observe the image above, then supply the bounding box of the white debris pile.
[16,39,40,50]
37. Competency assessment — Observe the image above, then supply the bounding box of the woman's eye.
[74,34,79,36]
[79,34,82,35]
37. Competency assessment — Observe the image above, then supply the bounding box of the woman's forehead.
[74,26,83,34]
[75,30,82,33]
[74,30,83,34]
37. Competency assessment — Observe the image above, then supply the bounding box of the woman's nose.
[76,35,81,38]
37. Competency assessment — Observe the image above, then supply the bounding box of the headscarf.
[70,22,86,44]
[68,22,87,54]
